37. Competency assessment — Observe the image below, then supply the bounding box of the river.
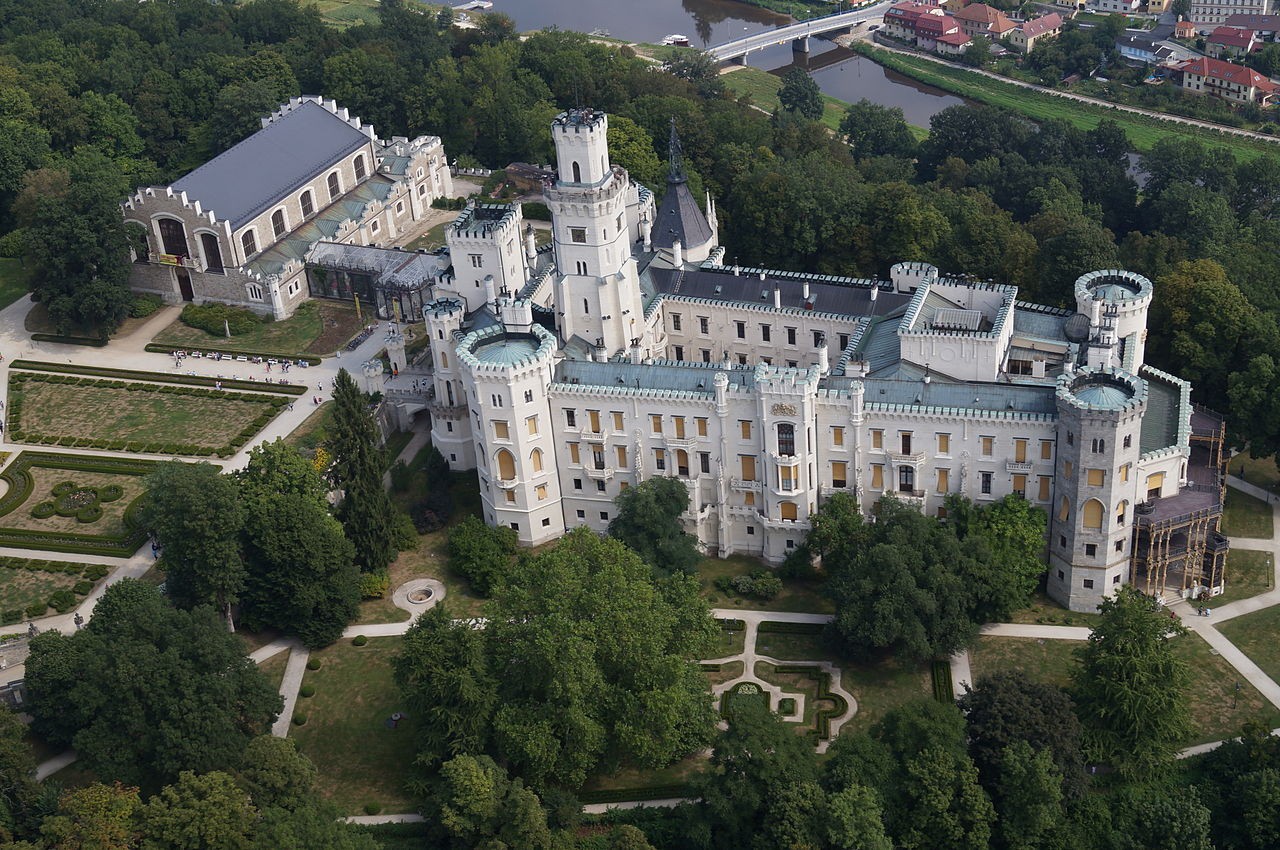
[482,0,964,127]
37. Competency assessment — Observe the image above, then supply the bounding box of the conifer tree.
[328,369,396,573]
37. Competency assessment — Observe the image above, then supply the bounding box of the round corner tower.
[423,298,473,470]
[1074,269,1154,369]
[1047,366,1147,612]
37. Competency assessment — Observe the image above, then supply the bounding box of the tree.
[39,783,141,850]
[608,476,701,577]
[328,369,396,574]
[607,115,663,189]
[446,515,517,596]
[235,737,317,813]
[958,671,1086,800]
[141,462,245,627]
[963,36,992,67]
[945,494,1047,621]
[426,755,554,850]
[892,746,995,850]
[0,707,38,843]
[23,580,280,791]
[840,100,916,160]
[138,771,257,850]
[992,742,1065,850]
[1072,587,1191,776]
[825,783,892,850]
[777,68,823,121]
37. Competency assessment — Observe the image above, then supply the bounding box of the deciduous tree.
[609,476,701,577]
[777,68,823,121]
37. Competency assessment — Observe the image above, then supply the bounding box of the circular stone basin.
[407,588,435,604]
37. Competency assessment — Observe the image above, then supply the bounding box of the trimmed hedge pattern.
[30,333,107,347]
[931,659,955,703]
[756,620,825,635]
[11,359,307,395]
[767,664,849,740]
[145,342,321,365]
[0,452,156,556]
[0,557,114,623]
[576,784,692,805]
[8,373,290,458]
[718,618,745,632]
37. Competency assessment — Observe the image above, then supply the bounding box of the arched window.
[246,283,263,301]
[1058,495,1071,522]
[241,229,257,258]
[300,190,314,219]
[1116,500,1129,526]
[158,218,189,256]
[327,171,341,200]
[496,449,516,481]
[1083,499,1105,530]
[777,423,795,457]
[531,448,544,473]
[676,449,689,477]
[572,161,581,182]
[354,154,366,181]
[780,501,798,521]
[271,209,287,240]
[200,233,224,273]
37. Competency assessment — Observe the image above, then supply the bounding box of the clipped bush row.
[931,659,955,703]
[756,620,825,635]
[11,372,287,405]
[144,343,321,366]
[10,360,307,396]
[768,664,848,739]
[179,302,266,336]
[576,784,692,805]
[29,333,106,347]
[718,618,746,632]
[0,557,97,577]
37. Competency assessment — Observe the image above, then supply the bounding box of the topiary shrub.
[51,481,76,497]
[352,635,368,647]
[24,602,46,619]
[48,589,76,613]
[292,713,307,726]
[84,564,108,581]
[73,580,92,595]
[30,502,55,519]
[75,505,103,523]
[130,293,164,318]
[299,685,315,698]
[306,658,321,671]
[98,485,124,502]
[363,803,382,816]
[180,302,264,336]
[1,610,20,626]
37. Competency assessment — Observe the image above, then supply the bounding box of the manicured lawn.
[1219,605,1280,685]
[967,635,1082,690]
[5,468,144,538]
[852,44,1280,160]
[1222,487,1274,539]
[755,628,833,662]
[704,660,745,687]
[154,300,364,356]
[257,650,290,692]
[709,622,747,658]
[1230,453,1280,496]
[290,637,418,815]
[403,220,452,252]
[837,655,932,733]
[383,431,415,468]
[697,554,834,614]
[1203,549,1273,608]
[0,563,81,612]
[722,66,854,134]
[0,259,30,311]
[1007,589,1103,627]
[283,401,334,455]
[10,375,282,451]
[1174,631,1280,745]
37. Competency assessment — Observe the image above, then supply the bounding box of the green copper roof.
[1073,382,1133,408]
[472,337,539,366]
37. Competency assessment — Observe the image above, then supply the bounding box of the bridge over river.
[706,2,889,63]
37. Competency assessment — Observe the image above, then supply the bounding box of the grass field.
[755,628,832,661]
[257,650,290,692]
[1174,631,1280,745]
[968,635,1082,690]
[851,44,1280,160]
[290,636,418,815]
[1230,453,1280,495]
[154,300,363,357]
[11,377,279,450]
[697,553,834,614]
[300,0,382,28]
[1007,589,1103,627]
[0,259,30,312]
[1219,605,1280,685]
[1203,549,1272,609]
[1223,487,1274,539]
[0,564,80,612]
[838,654,932,732]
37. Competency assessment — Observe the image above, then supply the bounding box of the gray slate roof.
[553,359,756,395]
[648,266,912,317]
[1141,373,1180,453]
[171,101,371,229]
[652,180,714,251]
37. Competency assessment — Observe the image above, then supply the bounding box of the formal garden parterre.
[7,372,290,457]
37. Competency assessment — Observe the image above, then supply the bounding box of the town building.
[1009,12,1064,52]
[1222,12,1280,38]
[1207,25,1259,56]
[1174,55,1278,104]
[1096,0,1141,14]
[884,1,946,40]
[954,3,1017,39]
[936,30,974,54]
[411,108,1227,614]
[1190,0,1273,29]
[122,96,453,320]
[915,12,964,50]
[1175,18,1199,38]
[1116,33,1178,64]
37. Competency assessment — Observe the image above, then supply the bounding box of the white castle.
[417,108,1227,613]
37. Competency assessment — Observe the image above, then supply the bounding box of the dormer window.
[354,154,366,181]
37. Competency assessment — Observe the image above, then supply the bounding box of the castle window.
[981,436,993,456]
[699,316,709,334]
[524,390,533,403]
[1087,469,1105,487]
[1115,541,1124,553]
[655,449,666,470]
[937,433,950,454]
[1067,431,1074,446]
[697,418,708,437]
[370,220,379,235]
[674,345,684,360]
[246,283,263,301]
[833,461,848,488]
[616,446,628,467]
[1013,474,1027,496]
[1091,438,1106,453]
[572,161,581,182]
[777,424,796,456]
[1041,440,1053,460]
[1083,578,1094,589]
[571,227,586,243]
[354,154,366,181]
[589,411,601,433]
[839,333,849,350]
[1014,439,1027,463]
[612,412,623,431]
[937,468,949,493]
[871,430,883,449]
[565,410,576,427]
[899,465,915,493]
[736,321,745,339]
[582,298,589,314]
[740,455,756,481]
[980,471,992,495]
[1116,500,1128,525]
[495,449,516,480]
[677,450,690,477]
[531,449,544,472]
[200,234,224,274]
[158,219,189,256]
[1038,476,1051,501]
[300,190,314,218]
[760,324,771,342]
[787,327,797,345]
[327,171,341,200]
[900,432,912,454]
[674,417,686,439]
[780,501,798,521]
[494,421,509,439]
[569,443,580,464]
[701,452,711,474]
[577,262,588,276]
[814,331,824,348]
[871,464,884,489]
[526,416,539,435]
[652,415,663,435]
[740,421,752,440]
[535,484,547,501]
[396,201,404,215]
[833,427,844,447]
[272,209,287,240]
[1083,499,1105,530]
[1123,435,1132,449]
[671,313,681,331]
[1008,359,1032,375]
[702,349,711,363]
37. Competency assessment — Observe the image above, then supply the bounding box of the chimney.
[803,280,810,300]
[816,335,829,374]
[773,287,781,309]
[524,224,537,264]
[870,286,879,303]
[484,274,497,306]
[672,238,683,268]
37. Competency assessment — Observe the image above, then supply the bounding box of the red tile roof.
[936,30,973,44]
[1175,56,1277,91]
[1020,13,1063,38]
[1222,13,1280,30]
[1208,26,1257,48]
[916,14,959,35]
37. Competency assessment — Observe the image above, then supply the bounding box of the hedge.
[144,343,322,366]
[576,784,692,805]
[718,618,745,632]
[30,333,107,347]
[931,659,955,703]
[756,620,825,635]
[10,359,307,395]
[767,663,848,739]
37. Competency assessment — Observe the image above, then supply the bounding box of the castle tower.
[442,202,529,314]
[455,310,565,545]
[755,364,823,563]
[1074,270,1153,371]
[1047,366,1146,612]
[545,109,647,357]
[423,298,473,470]
[651,119,716,266]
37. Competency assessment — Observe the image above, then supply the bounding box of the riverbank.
[851,42,1280,160]
[721,65,930,140]
[728,0,835,19]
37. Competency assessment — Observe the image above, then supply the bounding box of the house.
[1174,55,1278,104]
[884,1,945,40]
[1096,0,1141,14]
[425,107,1229,613]
[954,3,1017,39]
[915,13,963,50]
[1190,0,1269,28]
[1009,12,1064,52]
[123,97,453,320]
[936,29,974,54]
[1207,25,1259,56]
[1175,19,1198,38]
[1116,33,1178,64]
[1222,12,1280,39]
[1141,0,1172,14]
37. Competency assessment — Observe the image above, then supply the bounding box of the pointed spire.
[667,117,687,184]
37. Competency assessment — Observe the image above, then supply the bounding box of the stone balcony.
[887,450,927,466]
[1006,460,1034,473]
[730,478,763,493]
[584,464,614,481]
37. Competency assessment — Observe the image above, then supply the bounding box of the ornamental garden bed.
[7,373,289,457]
[10,360,307,395]
[0,452,155,556]
[0,557,109,622]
